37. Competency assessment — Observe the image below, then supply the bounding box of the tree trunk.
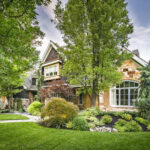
[7,97,13,110]
[91,93,97,107]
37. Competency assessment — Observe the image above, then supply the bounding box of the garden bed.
[40,107,150,132]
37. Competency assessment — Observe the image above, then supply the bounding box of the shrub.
[27,101,42,116]
[87,116,100,126]
[88,122,96,129]
[147,124,150,131]
[124,111,138,117]
[79,107,100,117]
[120,113,132,121]
[125,121,142,132]
[66,121,73,129]
[114,119,142,132]
[41,97,78,128]
[137,99,150,121]
[135,117,149,126]
[114,119,127,132]
[115,119,127,126]
[72,116,89,131]
[46,116,64,128]
[101,115,112,124]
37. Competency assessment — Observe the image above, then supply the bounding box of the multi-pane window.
[111,81,139,106]
[44,65,59,77]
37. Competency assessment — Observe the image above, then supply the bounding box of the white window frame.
[110,80,139,107]
[44,65,59,77]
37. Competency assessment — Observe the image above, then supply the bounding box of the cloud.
[128,25,150,61]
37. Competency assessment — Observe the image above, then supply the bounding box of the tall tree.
[139,61,150,99]
[0,0,51,108]
[54,0,133,106]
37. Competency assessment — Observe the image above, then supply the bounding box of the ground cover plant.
[0,114,28,120]
[0,122,150,150]
[64,107,150,132]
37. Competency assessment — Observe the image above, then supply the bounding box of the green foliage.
[27,101,42,116]
[72,116,89,131]
[123,111,138,117]
[66,121,73,129]
[120,113,132,121]
[0,0,51,109]
[139,61,150,99]
[46,116,65,128]
[101,115,112,124]
[125,121,142,132]
[87,116,100,126]
[13,98,23,111]
[147,124,150,131]
[137,99,150,121]
[115,119,127,126]
[114,119,142,132]
[54,0,133,105]
[0,109,9,113]
[88,122,96,129]
[135,117,149,126]
[79,107,100,117]
[41,97,78,128]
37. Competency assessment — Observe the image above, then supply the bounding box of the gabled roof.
[42,41,59,63]
[42,41,147,67]
[126,48,147,67]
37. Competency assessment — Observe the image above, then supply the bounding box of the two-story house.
[41,42,147,111]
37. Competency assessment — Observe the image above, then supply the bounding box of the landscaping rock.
[112,128,118,132]
[90,126,118,132]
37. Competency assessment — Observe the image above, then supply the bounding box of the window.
[44,65,58,77]
[79,94,84,105]
[32,78,36,85]
[110,81,139,107]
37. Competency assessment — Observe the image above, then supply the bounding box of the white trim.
[42,41,58,63]
[125,48,147,66]
[132,54,147,67]
[42,60,62,67]
[42,42,52,63]
[109,80,139,107]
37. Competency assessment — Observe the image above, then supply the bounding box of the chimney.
[132,49,140,57]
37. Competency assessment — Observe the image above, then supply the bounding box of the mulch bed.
[96,115,148,131]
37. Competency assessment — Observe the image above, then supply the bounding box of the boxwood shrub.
[72,116,89,131]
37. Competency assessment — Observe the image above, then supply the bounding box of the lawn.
[0,114,29,120]
[0,122,150,150]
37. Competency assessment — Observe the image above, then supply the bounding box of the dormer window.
[44,64,59,79]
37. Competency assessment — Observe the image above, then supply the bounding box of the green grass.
[0,122,150,150]
[0,114,29,120]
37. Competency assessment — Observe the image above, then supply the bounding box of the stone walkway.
[0,112,41,123]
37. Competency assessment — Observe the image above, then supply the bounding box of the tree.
[139,61,150,99]
[0,0,51,109]
[54,0,133,106]
[39,80,74,101]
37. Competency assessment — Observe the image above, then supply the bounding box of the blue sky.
[36,0,150,61]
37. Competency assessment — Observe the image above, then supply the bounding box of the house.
[0,71,37,110]
[41,41,147,111]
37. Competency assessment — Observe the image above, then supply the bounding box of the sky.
[36,0,150,61]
